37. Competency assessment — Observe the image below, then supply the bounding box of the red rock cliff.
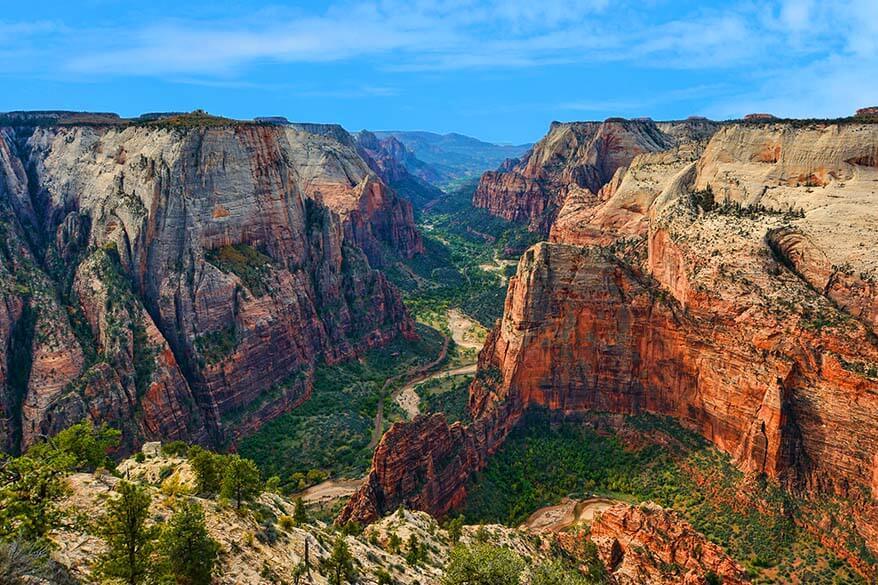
[472,118,716,232]
[0,121,420,453]
[344,122,878,569]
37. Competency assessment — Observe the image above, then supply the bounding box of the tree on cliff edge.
[97,481,157,585]
[219,455,261,510]
[320,536,357,585]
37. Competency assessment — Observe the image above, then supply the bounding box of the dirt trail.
[395,363,478,419]
[448,308,486,350]
[299,478,364,505]
[521,497,618,533]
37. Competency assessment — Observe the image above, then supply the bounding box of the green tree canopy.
[219,455,261,509]
[158,500,219,585]
[27,420,120,472]
[97,481,158,585]
[320,536,357,585]
[0,453,72,542]
[441,543,524,585]
[530,559,600,585]
[187,446,225,496]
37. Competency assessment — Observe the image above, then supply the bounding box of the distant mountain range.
[374,130,531,187]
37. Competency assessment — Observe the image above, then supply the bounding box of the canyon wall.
[472,118,717,232]
[344,121,878,563]
[0,117,421,453]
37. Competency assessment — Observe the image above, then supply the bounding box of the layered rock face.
[354,130,444,208]
[472,118,717,232]
[587,503,746,584]
[345,120,878,569]
[0,119,420,453]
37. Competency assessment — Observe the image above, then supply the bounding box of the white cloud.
[1,1,877,118]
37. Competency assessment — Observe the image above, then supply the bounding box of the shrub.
[441,543,523,585]
[278,515,295,531]
[158,501,218,585]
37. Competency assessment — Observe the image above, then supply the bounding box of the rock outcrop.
[354,130,444,208]
[53,451,548,585]
[0,116,421,453]
[588,503,746,585]
[345,119,878,574]
[472,118,717,232]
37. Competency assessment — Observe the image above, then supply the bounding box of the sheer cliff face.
[345,121,878,564]
[485,121,878,496]
[0,123,419,453]
[472,118,717,232]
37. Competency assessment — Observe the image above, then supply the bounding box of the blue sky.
[1,0,876,143]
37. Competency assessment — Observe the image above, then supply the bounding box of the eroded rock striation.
[0,116,421,453]
[587,503,746,585]
[472,118,717,232]
[345,119,878,573]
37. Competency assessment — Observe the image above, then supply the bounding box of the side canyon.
[344,116,878,577]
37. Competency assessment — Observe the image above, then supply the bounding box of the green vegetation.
[531,558,604,585]
[238,323,446,480]
[97,479,220,585]
[194,324,238,366]
[388,180,540,330]
[463,410,866,584]
[158,501,219,585]
[96,481,157,585]
[186,447,264,508]
[86,246,159,398]
[220,455,263,510]
[415,374,473,424]
[441,543,524,585]
[1,421,121,543]
[187,446,226,496]
[204,243,274,297]
[320,536,358,585]
[27,420,120,472]
[136,109,243,128]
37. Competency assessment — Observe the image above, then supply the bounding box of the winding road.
[368,309,485,448]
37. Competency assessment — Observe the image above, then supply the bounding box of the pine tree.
[405,533,424,565]
[0,453,71,542]
[446,515,464,544]
[38,421,121,471]
[293,497,309,526]
[219,455,261,510]
[97,481,157,585]
[187,447,224,496]
[158,500,218,585]
[320,536,357,585]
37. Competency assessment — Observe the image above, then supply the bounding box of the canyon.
[5,108,878,582]
[0,112,421,454]
[344,117,878,577]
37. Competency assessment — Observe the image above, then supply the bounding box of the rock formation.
[345,119,878,574]
[0,115,421,453]
[587,503,746,585]
[589,503,747,585]
[472,118,717,232]
[52,446,743,584]
[354,130,444,208]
